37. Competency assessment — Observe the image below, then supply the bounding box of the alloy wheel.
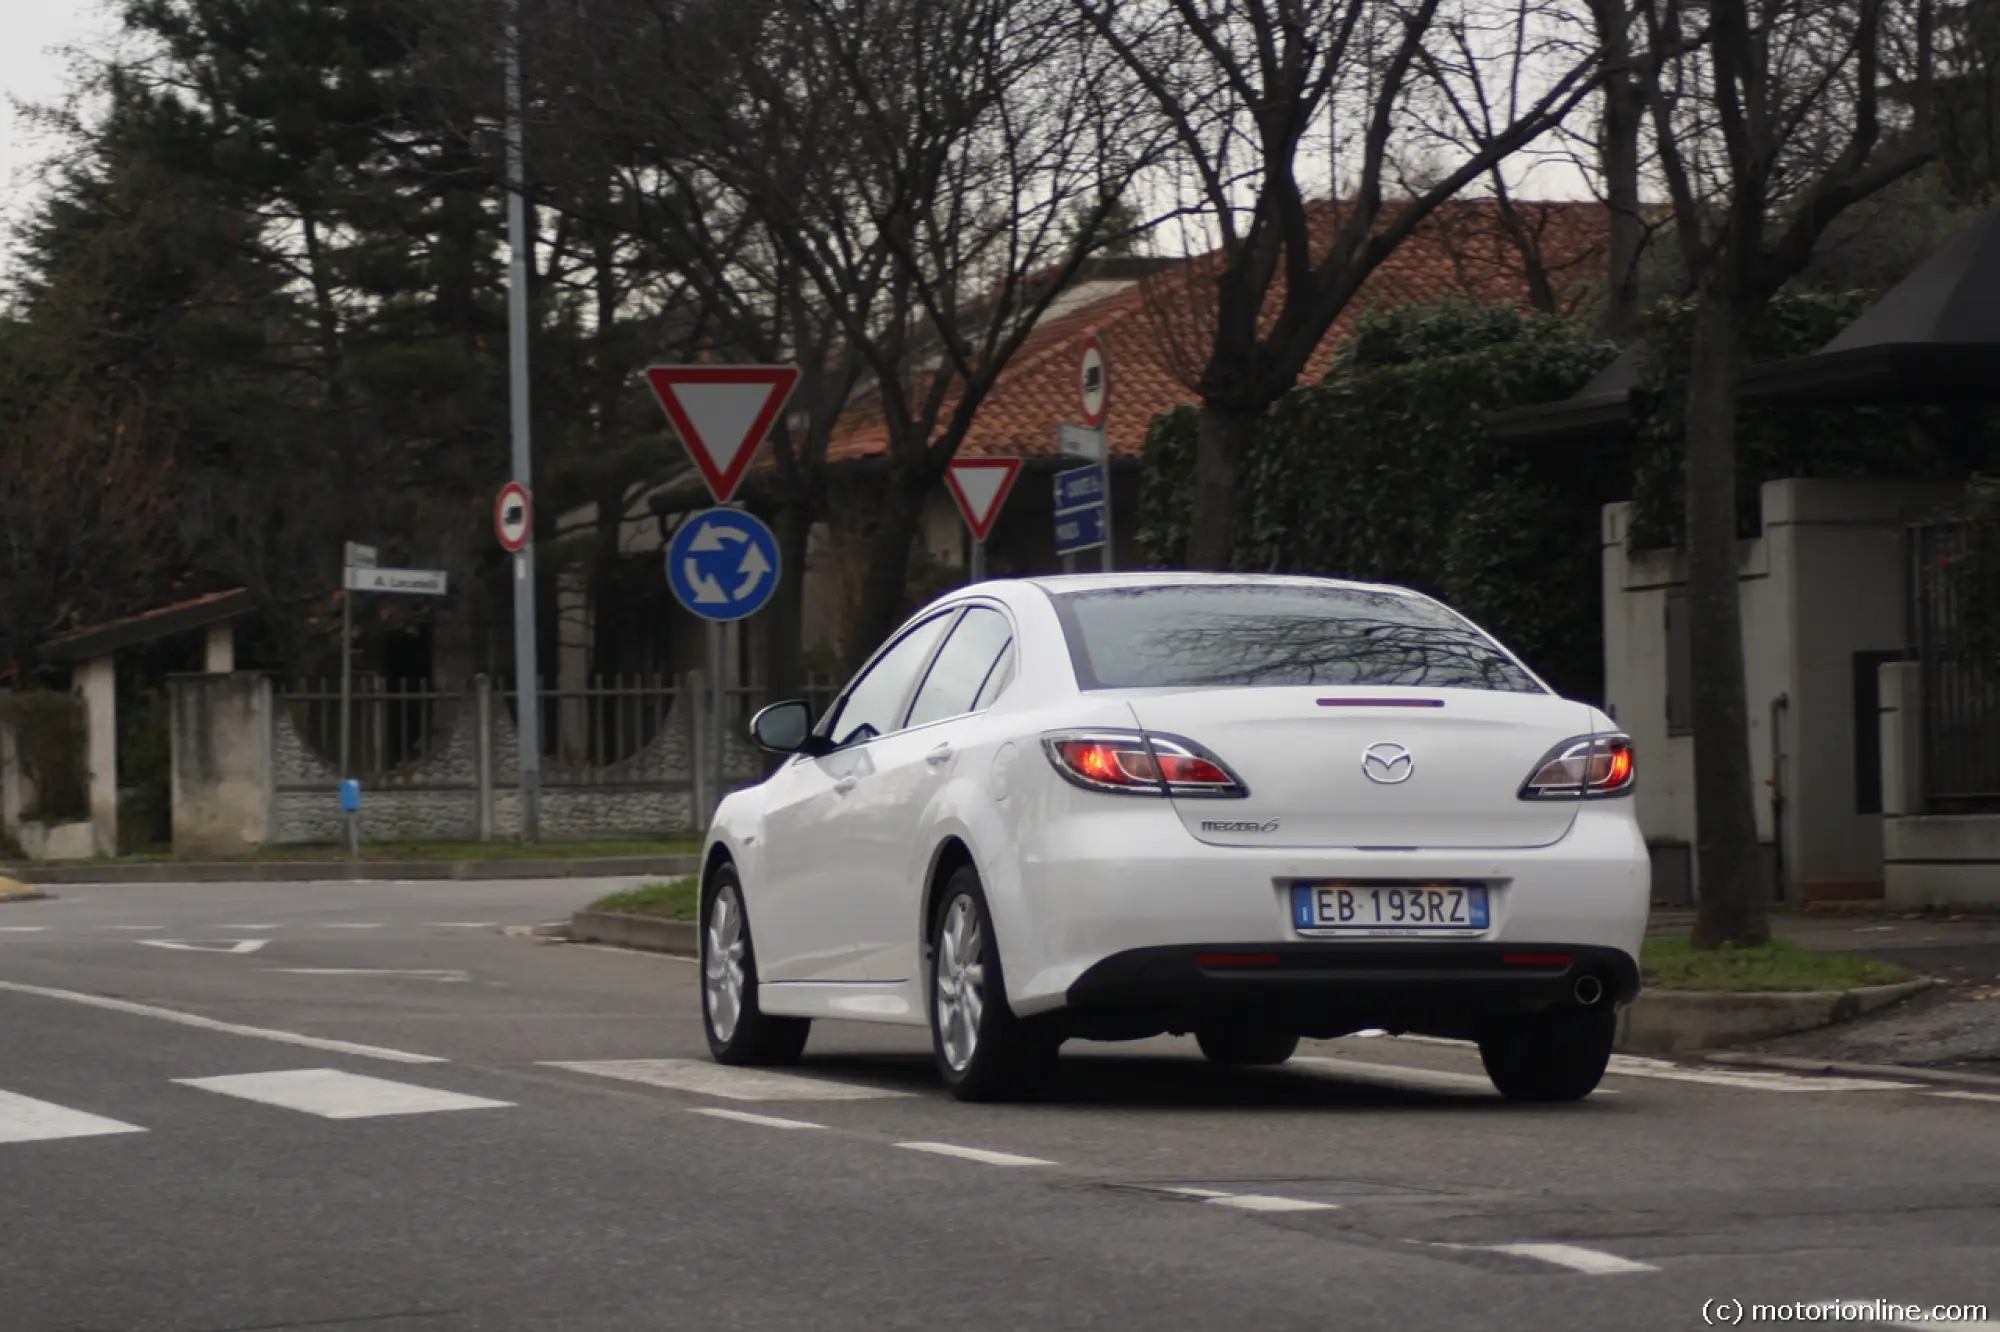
[705,883,747,1043]
[935,895,986,1072]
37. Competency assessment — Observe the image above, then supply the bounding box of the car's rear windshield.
[1047,583,1544,693]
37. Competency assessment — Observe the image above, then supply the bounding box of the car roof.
[1015,571,1421,598]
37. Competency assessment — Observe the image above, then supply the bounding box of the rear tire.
[1194,1027,1300,1067]
[1477,1005,1615,1102]
[702,863,810,1067]
[929,865,1059,1102]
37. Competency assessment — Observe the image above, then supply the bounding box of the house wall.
[1877,659,2000,907]
[1602,478,1963,905]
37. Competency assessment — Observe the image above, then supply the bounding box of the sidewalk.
[1648,906,2000,1072]
[2,853,702,885]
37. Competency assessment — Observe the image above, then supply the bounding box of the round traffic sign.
[495,482,532,553]
[1078,334,1109,428]
[666,507,782,622]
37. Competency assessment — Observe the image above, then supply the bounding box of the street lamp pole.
[504,0,542,841]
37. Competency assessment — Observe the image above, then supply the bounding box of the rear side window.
[1048,584,1543,694]
[905,607,1014,727]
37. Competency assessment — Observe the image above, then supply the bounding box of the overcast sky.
[1,0,120,275]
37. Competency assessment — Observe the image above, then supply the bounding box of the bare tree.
[638,0,1169,667]
[1078,0,1605,570]
[1631,0,1934,947]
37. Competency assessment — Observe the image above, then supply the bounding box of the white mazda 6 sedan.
[699,573,1647,1103]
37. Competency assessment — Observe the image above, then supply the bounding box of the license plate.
[1291,884,1489,935]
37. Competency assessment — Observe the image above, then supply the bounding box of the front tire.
[702,863,810,1066]
[1195,1026,1300,1067]
[929,865,1058,1102]
[1477,1005,1616,1102]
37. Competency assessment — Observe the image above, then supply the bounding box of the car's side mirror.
[750,699,829,756]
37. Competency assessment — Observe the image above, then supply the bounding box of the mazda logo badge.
[1362,742,1415,785]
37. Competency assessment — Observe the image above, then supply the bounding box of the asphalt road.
[2,879,1997,1332]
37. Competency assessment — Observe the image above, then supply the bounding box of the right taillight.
[1042,729,1248,798]
[1518,733,1635,800]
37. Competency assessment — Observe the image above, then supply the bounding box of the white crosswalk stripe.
[175,1068,512,1119]
[0,1090,147,1145]
[542,1058,913,1101]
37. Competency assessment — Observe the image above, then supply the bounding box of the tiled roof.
[824,197,1609,465]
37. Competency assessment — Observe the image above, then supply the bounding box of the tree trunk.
[1683,291,1770,949]
[1591,0,1645,344]
[762,500,814,702]
[846,472,932,674]
[1187,405,1258,570]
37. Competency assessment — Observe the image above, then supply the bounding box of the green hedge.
[1137,300,1620,702]
[0,691,88,822]
[1624,292,1980,550]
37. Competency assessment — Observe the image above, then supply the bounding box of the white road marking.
[175,1068,511,1119]
[895,1142,1054,1167]
[430,922,500,929]
[0,926,47,933]
[1432,1242,1658,1274]
[272,969,470,983]
[540,1059,911,1101]
[1294,1054,1623,1096]
[0,979,446,1064]
[1160,1185,1337,1212]
[1210,1194,1339,1213]
[1292,1055,1497,1094]
[0,1090,147,1144]
[102,925,165,931]
[136,939,269,955]
[321,923,386,930]
[1932,1090,2000,1104]
[216,924,278,931]
[1606,1055,1918,1093]
[688,1107,826,1131]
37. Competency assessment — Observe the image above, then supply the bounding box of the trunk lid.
[1124,686,1593,850]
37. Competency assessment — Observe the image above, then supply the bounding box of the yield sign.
[944,458,1023,544]
[643,365,801,504]
[137,938,269,955]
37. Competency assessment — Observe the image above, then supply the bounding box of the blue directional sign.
[667,507,781,622]
[1053,463,1106,557]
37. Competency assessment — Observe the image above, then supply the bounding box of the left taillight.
[1041,729,1248,799]
[1518,733,1635,800]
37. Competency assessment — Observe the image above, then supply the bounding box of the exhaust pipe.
[1573,973,1605,1007]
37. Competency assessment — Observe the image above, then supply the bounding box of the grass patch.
[1641,936,1909,992]
[587,877,700,921]
[18,838,698,866]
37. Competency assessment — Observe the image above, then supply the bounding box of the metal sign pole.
[1100,429,1114,573]
[338,584,352,778]
[710,620,726,825]
[504,0,542,842]
[970,539,986,583]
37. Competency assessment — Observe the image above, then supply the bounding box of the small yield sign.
[945,457,1023,584]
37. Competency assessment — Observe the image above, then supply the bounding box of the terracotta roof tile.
[824,198,1608,465]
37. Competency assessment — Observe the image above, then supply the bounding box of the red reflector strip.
[1316,698,1445,708]
[1501,953,1574,966]
[1195,953,1281,967]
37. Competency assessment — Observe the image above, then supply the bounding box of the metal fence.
[282,677,458,778]
[282,673,848,784]
[1911,522,2000,813]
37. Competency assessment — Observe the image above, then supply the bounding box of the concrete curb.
[0,875,49,903]
[1701,1051,2000,1089]
[1615,978,1936,1055]
[1,855,701,885]
[567,910,699,956]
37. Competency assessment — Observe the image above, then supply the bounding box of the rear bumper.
[1054,941,1641,1042]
